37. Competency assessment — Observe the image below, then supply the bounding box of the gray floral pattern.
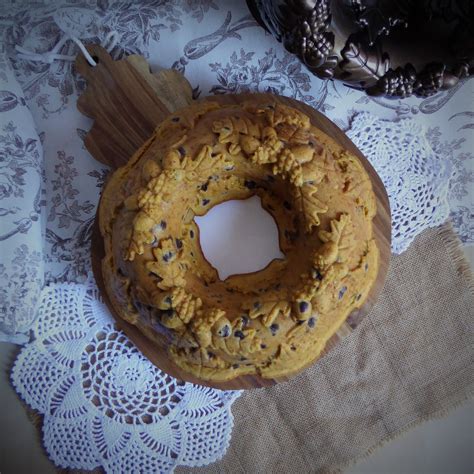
[208,47,350,113]
[4,8,87,117]
[0,49,46,342]
[44,151,103,283]
[0,245,42,338]
[99,1,182,56]
[0,122,40,203]
[210,48,315,100]
[450,207,473,244]
[172,11,257,74]
[48,151,95,228]
[427,126,474,243]
[2,1,223,117]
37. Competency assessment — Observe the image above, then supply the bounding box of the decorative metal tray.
[246,0,474,98]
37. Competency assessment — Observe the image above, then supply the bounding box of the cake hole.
[195,195,284,280]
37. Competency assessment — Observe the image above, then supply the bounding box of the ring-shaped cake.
[99,99,379,381]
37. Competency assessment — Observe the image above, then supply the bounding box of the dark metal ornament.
[247,0,474,98]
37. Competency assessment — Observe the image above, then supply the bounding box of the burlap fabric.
[179,223,474,474]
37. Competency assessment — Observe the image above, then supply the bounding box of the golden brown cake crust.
[99,99,379,381]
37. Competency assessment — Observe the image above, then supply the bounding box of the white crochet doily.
[347,113,453,254]
[11,277,241,473]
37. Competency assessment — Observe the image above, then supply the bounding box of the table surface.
[1,247,472,473]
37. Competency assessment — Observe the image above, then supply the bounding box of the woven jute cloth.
[179,223,474,474]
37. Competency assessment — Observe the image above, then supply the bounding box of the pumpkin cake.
[99,99,379,382]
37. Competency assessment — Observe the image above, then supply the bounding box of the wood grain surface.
[75,45,193,168]
[77,46,391,390]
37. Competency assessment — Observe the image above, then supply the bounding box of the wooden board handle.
[75,45,194,168]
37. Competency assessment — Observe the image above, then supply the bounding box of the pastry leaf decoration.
[293,183,328,232]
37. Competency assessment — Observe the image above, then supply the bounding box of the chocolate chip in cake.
[312,268,323,281]
[232,364,239,369]
[189,229,194,238]
[308,317,316,328]
[117,267,126,277]
[254,301,261,309]
[244,180,257,189]
[160,309,176,324]
[234,330,245,339]
[219,325,231,338]
[162,252,173,262]
[241,315,249,327]
[175,238,183,249]
[201,183,208,191]
[270,323,279,335]
[283,200,292,210]
[356,293,362,301]
[260,344,267,349]
[338,286,347,300]
[202,199,210,205]
[298,301,310,313]
[160,220,167,230]
[365,263,369,272]
[171,116,180,122]
[207,351,215,359]
[297,320,305,325]
[178,146,186,157]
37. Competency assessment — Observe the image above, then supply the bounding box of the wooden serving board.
[76,45,391,390]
